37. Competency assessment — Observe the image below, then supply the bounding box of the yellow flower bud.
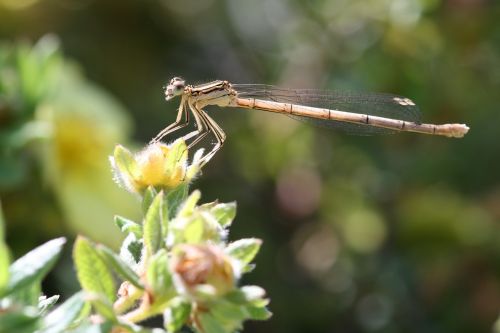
[110,140,201,194]
[134,143,185,189]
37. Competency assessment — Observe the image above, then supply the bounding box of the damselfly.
[151,77,469,166]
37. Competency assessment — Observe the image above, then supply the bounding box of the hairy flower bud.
[110,140,202,194]
[171,244,235,297]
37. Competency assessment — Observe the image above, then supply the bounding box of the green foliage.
[120,232,144,266]
[0,37,61,187]
[210,202,237,227]
[0,203,10,295]
[1,35,142,252]
[163,297,191,332]
[38,295,60,315]
[225,239,262,273]
[146,249,174,310]
[1,237,65,298]
[114,215,143,238]
[167,190,236,247]
[97,244,144,290]
[177,190,201,217]
[73,236,116,302]
[68,143,270,332]
[3,140,261,333]
[165,184,189,219]
[86,292,117,322]
[143,191,167,257]
[142,186,159,215]
[11,282,41,307]
[0,37,268,332]
[0,230,68,333]
[42,292,87,332]
[0,307,41,333]
[112,144,139,194]
[0,37,89,190]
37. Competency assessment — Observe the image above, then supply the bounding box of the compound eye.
[171,76,184,84]
[165,77,185,101]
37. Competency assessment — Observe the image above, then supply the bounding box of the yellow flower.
[111,140,202,194]
[36,75,141,247]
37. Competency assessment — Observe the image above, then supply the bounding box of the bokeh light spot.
[0,0,38,10]
[341,209,387,253]
[276,166,322,218]
[292,224,339,275]
[356,293,393,331]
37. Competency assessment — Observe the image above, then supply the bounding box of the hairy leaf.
[225,238,262,266]
[43,291,86,333]
[0,307,40,333]
[73,237,115,302]
[2,238,65,298]
[114,215,142,238]
[163,297,191,333]
[144,191,166,257]
[211,202,237,227]
[166,183,188,218]
[97,244,143,289]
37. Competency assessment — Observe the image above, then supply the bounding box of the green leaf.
[166,183,188,218]
[240,286,267,302]
[11,280,41,306]
[210,300,246,328]
[161,192,170,240]
[0,242,10,293]
[183,216,205,244]
[163,297,191,333]
[146,249,173,305]
[142,186,158,215]
[97,244,144,290]
[120,233,143,265]
[0,307,40,333]
[224,290,247,305]
[210,202,237,227]
[225,238,262,266]
[43,291,86,333]
[113,144,138,189]
[199,202,217,210]
[0,156,28,189]
[0,199,7,241]
[73,236,116,302]
[38,295,60,315]
[177,190,201,218]
[63,321,114,333]
[86,292,117,322]
[114,215,143,238]
[143,192,166,257]
[2,237,65,298]
[225,286,267,305]
[247,297,269,308]
[244,304,272,321]
[196,313,227,333]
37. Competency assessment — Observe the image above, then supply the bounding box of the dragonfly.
[151,77,469,166]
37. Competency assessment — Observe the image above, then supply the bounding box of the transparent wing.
[232,84,421,135]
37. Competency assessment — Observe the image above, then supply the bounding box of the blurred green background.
[1,0,499,332]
